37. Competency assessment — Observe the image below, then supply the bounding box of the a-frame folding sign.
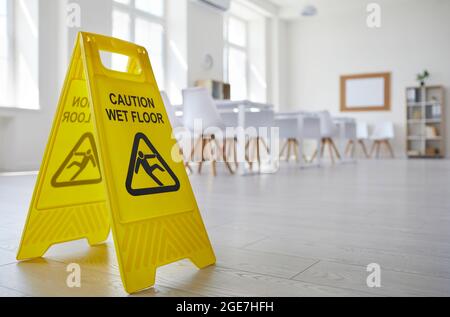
[17,32,216,293]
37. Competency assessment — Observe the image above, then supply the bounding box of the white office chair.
[274,113,323,165]
[345,121,370,158]
[246,110,274,170]
[274,117,300,162]
[316,111,341,163]
[220,110,274,171]
[338,118,357,159]
[182,87,234,175]
[370,121,395,158]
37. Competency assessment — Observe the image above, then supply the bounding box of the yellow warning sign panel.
[17,32,216,293]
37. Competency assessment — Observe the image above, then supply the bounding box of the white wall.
[187,1,225,86]
[166,0,188,105]
[0,0,63,171]
[286,0,450,156]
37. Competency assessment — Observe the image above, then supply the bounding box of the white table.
[175,99,275,175]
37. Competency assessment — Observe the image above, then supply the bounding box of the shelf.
[406,86,445,158]
[407,101,441,106]
[407,119,442,123]
[407,119,423,123]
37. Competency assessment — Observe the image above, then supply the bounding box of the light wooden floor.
[1,159,450,297]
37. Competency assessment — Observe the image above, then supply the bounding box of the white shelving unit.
[406,86,445,158]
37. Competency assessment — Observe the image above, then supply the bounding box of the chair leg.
[311,139,320,163]
[217,137,235,175]
[329,139,341,160]
[186,136,201,171]
[179,146,192,173]
[345,140,353,157]
[310,149,318,163]
[369,141,377,158]
[198,137,207,174]
[376,141,381,159]
[310,149,317,163]
[210,135,218,176]
[226,137,238,170]
[260,137,270,154]
[233,137,239,169]
[286,140,292,162]
[320,138,326,158]
[327,139,335,164]
[359,140,370,159]
[293,139,300,163]
[279,140,288,159]
[247,138,256,171]
[384,140,395,158]
[256,137,261,170]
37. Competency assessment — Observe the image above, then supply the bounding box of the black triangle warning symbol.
[125,133,180,196]
[51,133,102,188]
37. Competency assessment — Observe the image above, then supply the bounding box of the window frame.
[112,0,167,89]
[0,0,17,108]
[224,14,250,100]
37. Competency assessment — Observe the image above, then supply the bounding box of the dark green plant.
[417,70,430,86]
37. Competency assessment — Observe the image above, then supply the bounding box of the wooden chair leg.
[260,137,270,154]
[359,140,370,159]
[384,140,395,158]
[256,137,261,170]
[330,139,341,160]
[293,139,300,163]
[210,135,217,176]
[369,141,377,158]
[218,138,235,175]
[327,139,335,164]
[345,140,353,157]
[179,146,192,173]
[233,137,238,169]
[320,138,326,158]
[279,140,288,159]
[286,140,292,162]
[376,141,381,159]
[198,137,207,174]
[310,140,320,163]
[311,149,318,163]
[186,136,201,170]
[247,138,255,171]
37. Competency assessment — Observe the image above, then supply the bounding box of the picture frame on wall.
[340,72,391,112]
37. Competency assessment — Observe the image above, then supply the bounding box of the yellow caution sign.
[17,32,216,293]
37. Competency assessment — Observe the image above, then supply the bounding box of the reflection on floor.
[1,160,450,296]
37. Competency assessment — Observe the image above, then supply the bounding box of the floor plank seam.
[214,264,305,281]
[318,258,450,281]
[0,284,30,297]
[289,260,321,280]
[238,245,321,263]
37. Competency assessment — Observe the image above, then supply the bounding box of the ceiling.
[267,0,380,20]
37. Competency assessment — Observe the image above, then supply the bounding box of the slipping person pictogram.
[135,151,165,186]
[68,149,97,181]
[126,133,180,196]
[51,133,102,187]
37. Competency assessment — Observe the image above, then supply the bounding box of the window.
[0,0,39,109]
[224,15,248,100]
[0,0,12,106]
[112,0,165,89]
